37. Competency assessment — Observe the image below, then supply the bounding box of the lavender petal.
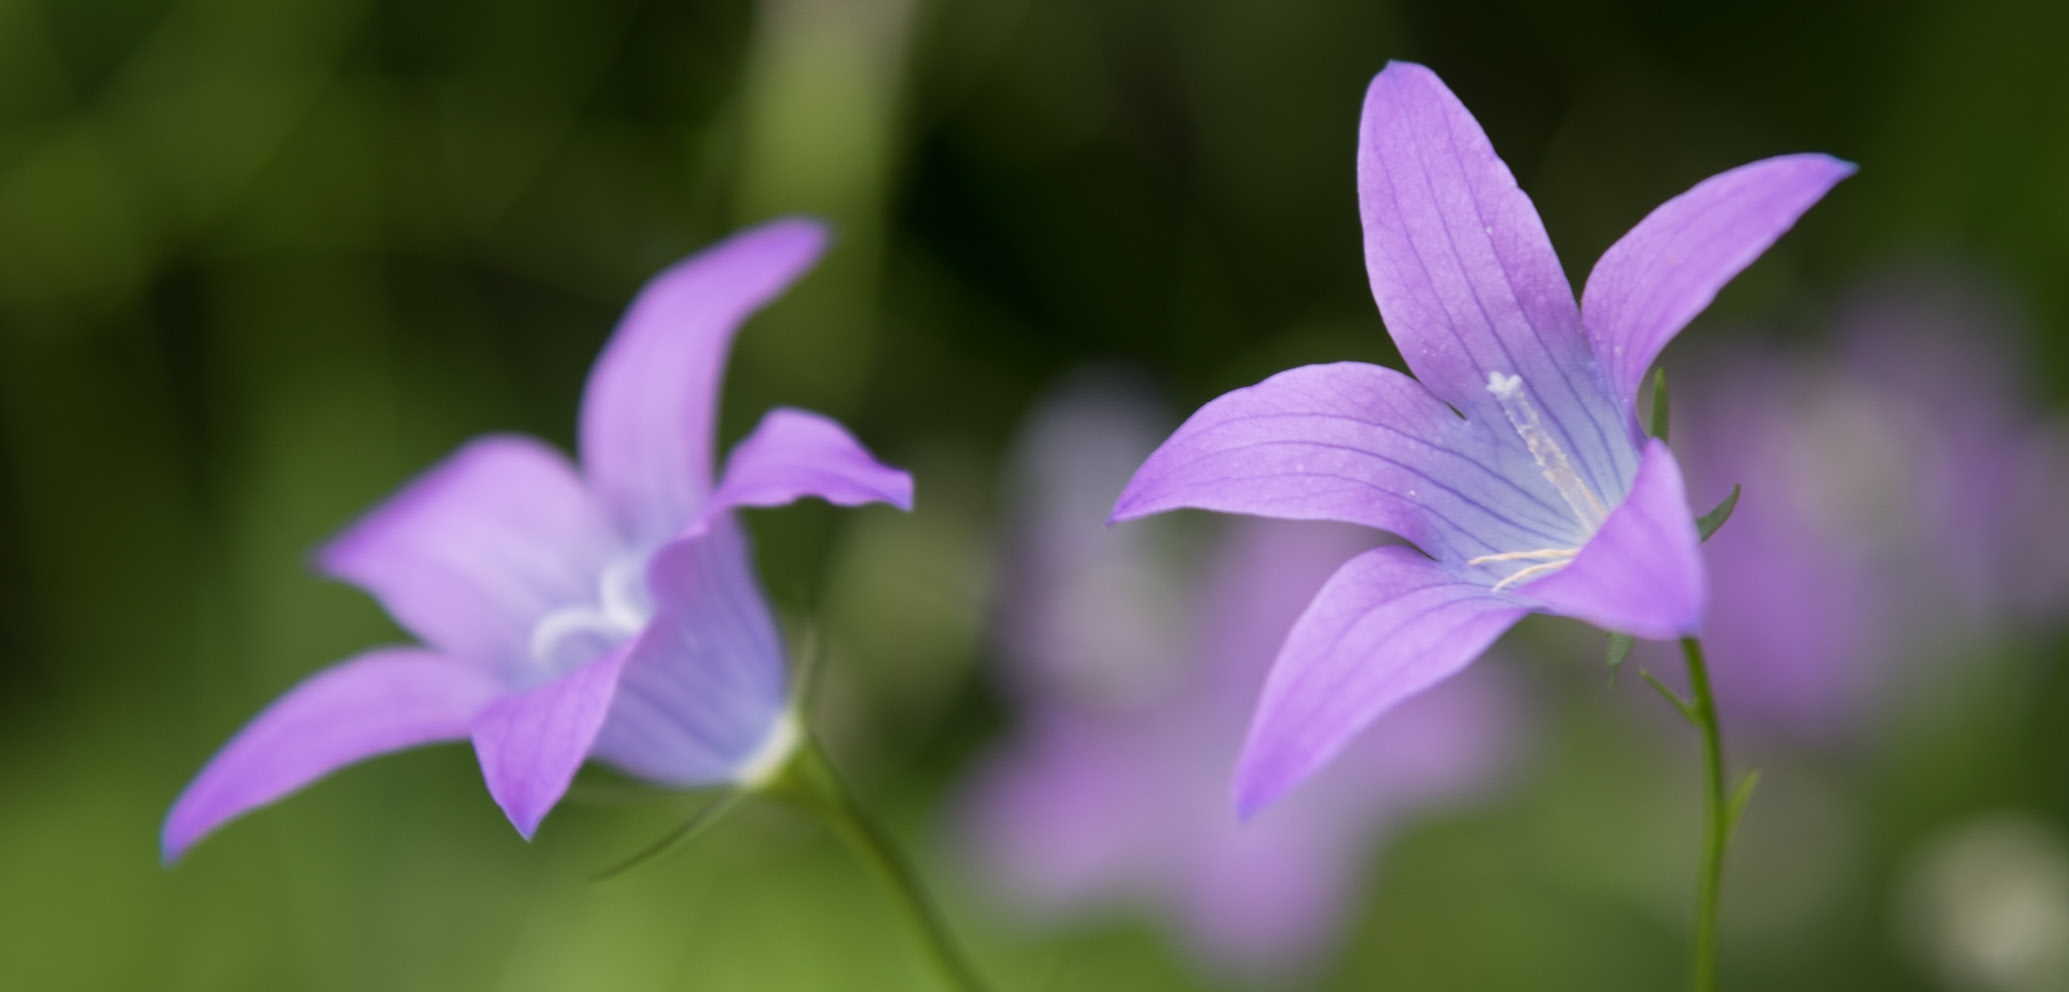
[469,644,632,839]
[1523,438,1706,639]
[590,515,790,786]
[1232,545,1526,818]
[316,435,619,675]
[1582,154,1855,413]
[1358,61,1630,501]
[1110,361,1585,562]
[162,649,500,862]
[579,218,830,545]
[694,407,914,534]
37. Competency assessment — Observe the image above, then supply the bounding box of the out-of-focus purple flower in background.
[959,372,1521,978]
[163,220,913,860]
[1665,269,2069,741]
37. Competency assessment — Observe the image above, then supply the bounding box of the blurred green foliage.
[1,0,2066,988]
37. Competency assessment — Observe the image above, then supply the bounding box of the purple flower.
[964,374,1519,976]
[1111,61,1851,815]
[163,219,912,861]
[1668,272,2069,739]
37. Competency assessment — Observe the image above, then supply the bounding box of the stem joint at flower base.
[762,737,994,992]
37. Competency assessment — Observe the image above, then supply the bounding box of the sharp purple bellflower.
[1111,62,1852,818]
[164,219,913,860]
[1112,63,1850,990]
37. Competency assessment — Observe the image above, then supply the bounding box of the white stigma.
[1465,370,1617,591]
[528,556,655,674]
[1484,371,1609,532]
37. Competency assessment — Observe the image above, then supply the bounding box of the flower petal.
[1232,545,1526,818]
[1582,153,1855,411]
[579,218,830,545]
[1358,61,1631,501]
[316,435,619,672]
[470,645,631,839]
[590,514,790,786]
[1523,438,1706,639]
[692,407,913,535]
[163,649,499,862]
[1110,361,1588,561]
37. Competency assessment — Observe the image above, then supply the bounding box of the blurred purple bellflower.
[1111,61,1852,816]
[965,374,1519,976]
[1668,272,2069,740]
[164,219,913,861]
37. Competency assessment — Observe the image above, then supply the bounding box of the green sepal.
[1606,632,1635,686]
[592,790,748,882]
[1725,768,1762,844]
[1639,669,1699,726]
[1696,484,1741,542]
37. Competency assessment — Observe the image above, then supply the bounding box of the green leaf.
[1639,669,1699,726]
[592,790,748,882]
[1725,768,1762,844]
[1648,367,1670,442]
[1605,632,1635,686]
[1697,484,1741,542]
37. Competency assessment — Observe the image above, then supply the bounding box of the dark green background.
[3,0,2066,987]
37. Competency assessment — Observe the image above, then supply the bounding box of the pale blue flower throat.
[1469,371,1610,591]
[528,556,654,676]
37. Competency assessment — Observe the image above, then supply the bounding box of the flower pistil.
[1468,370,1608,589]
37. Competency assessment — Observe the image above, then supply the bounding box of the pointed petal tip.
[470,646,630,849]
[1582,152,1858,411]
[762,212,832,240]
[476,760,555,843]
[157,650,497,870]
[1229,761,1284,825]
[503,805,545,842]
[1105,489,1167,528]
[159,823,193,867]
[1773,151,1859,187]
[742,215,833,266]
[879,481,915,513]
[1374,58,1435,81]
[581,218,840,543]
[1104,494,1145,527]
[1364,60,1441,109]
[160,791,219,865]
[1104,458,1165,525]
[698,407,915,528]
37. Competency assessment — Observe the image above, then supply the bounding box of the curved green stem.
[1681,636,1728,992]
[772,737,991,992]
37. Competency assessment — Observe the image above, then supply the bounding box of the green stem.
[1681,637,1728,992]
[772,737,991,992]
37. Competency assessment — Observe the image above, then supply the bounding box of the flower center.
[1484,371,1609,530]
[1468,371,1608,590]
[1467,546,1580,591]
[527,556,654,677]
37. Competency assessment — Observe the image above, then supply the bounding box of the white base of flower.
[733,710,803,790]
